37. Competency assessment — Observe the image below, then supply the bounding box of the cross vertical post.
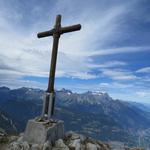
[37,14,81,119]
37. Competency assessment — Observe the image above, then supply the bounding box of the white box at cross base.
[23,119,64,144]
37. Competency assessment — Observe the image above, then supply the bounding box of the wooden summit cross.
[37,14,81,119]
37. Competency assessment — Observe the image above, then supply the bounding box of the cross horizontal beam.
[37,24,81,38]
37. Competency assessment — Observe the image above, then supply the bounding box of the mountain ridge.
[0,86,150,147]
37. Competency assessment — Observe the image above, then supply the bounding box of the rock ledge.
[0,131,144,150]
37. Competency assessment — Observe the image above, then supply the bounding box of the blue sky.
[0,0,150,102]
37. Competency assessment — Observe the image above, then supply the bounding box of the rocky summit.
[0,131,144,150]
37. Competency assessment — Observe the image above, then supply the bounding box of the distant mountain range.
[0,86,150,148]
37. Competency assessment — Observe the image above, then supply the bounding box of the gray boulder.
[86,143,97,150]
[53,139,69,150]
[42,141,51,150]
[8,141,30,150]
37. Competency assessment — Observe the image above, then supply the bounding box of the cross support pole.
[37,14,81,119]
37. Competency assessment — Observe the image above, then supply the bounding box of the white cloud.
[136,91,150,98]
[89,61,127,68]
[136,67,150,73]
[101,69,137,81]
[0,0,139,80]
[0,78,46,90]
[99,82,133,89]
[85,46,150,57]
